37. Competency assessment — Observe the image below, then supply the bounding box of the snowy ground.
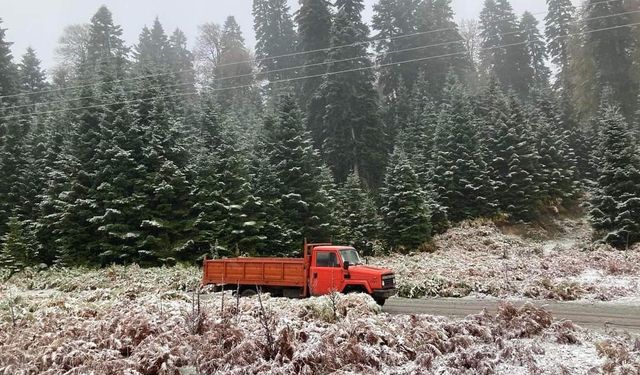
[372,218,640,304]
[1,267,639,374]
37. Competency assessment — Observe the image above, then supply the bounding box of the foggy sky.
[0,0,576,74]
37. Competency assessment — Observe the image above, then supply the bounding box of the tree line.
[0,0,639,271]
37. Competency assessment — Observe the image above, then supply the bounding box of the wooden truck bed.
[202,257,307,288]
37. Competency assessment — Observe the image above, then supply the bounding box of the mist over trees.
[0,0,639,268]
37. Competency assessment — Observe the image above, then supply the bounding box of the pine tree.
[520,12,551,89]
[0,18,18,101]
[295,0,332,108]
[590,104,640,247]
[381,148,432,251]
[252,0,298,85]
[431,76,496,222]
[479,0,532,97]
[335,172,380,250]
[259,94,332,254]
[318,0,387,186]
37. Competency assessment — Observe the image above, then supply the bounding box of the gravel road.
[383,297,640,333]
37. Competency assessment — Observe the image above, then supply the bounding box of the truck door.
[310,250,344,295]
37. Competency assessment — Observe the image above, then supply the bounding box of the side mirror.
[343,261,350,270]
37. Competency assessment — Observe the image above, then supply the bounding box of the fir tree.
[372,0,420,95]
[260,95,332,254]
[252,0,298,85]
[0,217,38,273]
[335,172,380,251]
[431,76,496,221]
[479,0,532,97]
[84,6,128,79]
[167,28,196,96]
[295,0,332,108]
[529,89,577,203]
[520,12,551,89]
[381,148,432,251]
[0,18,17,100]
[0,117,29,234]
[479,84,541,220]
[413,0,473,101]
[216,16,256,109]
[583,0,637,119]
[590,104,640,247]
[544,0,575,94]
[318,0,387,186]
[17,47,48,105]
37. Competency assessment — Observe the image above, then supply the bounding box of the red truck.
[202,241,396,305]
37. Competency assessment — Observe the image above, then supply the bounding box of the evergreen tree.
[479,0,532,97]
[544,0,575,94]
[590,104,640,247]
[381,148,432,251]
[0,116,29,234]
[520,12,551,89]
[259,95,332,254]
[431,76,496,221]
[583,0,637,118]
[134,17,171,93]
[216,16,256,109]
[479,83,541,220]
[413,0,473,100]
[84,6,128,79]
[372,0,420,95]
[529,89,577,203]
[295,0,332,108]
[335,172,380,250]
[252,0,298,85]
[0,217,37,273]
[167,28,196,96]
[17,47,48,105]
[0,18,18,101]
[318,0,387,186]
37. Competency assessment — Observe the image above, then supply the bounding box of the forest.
[0,0,639,270]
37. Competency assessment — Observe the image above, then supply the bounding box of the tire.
[241,288,257,297]
[374,297,386,306]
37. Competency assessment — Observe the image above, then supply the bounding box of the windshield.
[340,248,362,265]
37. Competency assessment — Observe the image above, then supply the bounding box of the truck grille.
[382,275,395,289]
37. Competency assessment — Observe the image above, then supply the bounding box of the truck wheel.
[241,289,257,297]
[374,297,386,306]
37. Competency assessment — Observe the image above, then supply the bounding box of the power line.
[0,0,629,101]
[2,7,639,113]
[1,20,638,121]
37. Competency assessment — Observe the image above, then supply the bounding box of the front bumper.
[371,288,396,300]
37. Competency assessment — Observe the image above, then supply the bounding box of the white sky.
[0,0,580,73]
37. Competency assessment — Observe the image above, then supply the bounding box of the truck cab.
[308,245,396,305]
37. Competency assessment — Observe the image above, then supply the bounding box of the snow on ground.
[1,266,639,374]
[372,218,640,304]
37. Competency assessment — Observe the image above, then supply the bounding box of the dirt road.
[383,297,640,333]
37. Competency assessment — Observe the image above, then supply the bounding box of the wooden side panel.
[202,258,306,287]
